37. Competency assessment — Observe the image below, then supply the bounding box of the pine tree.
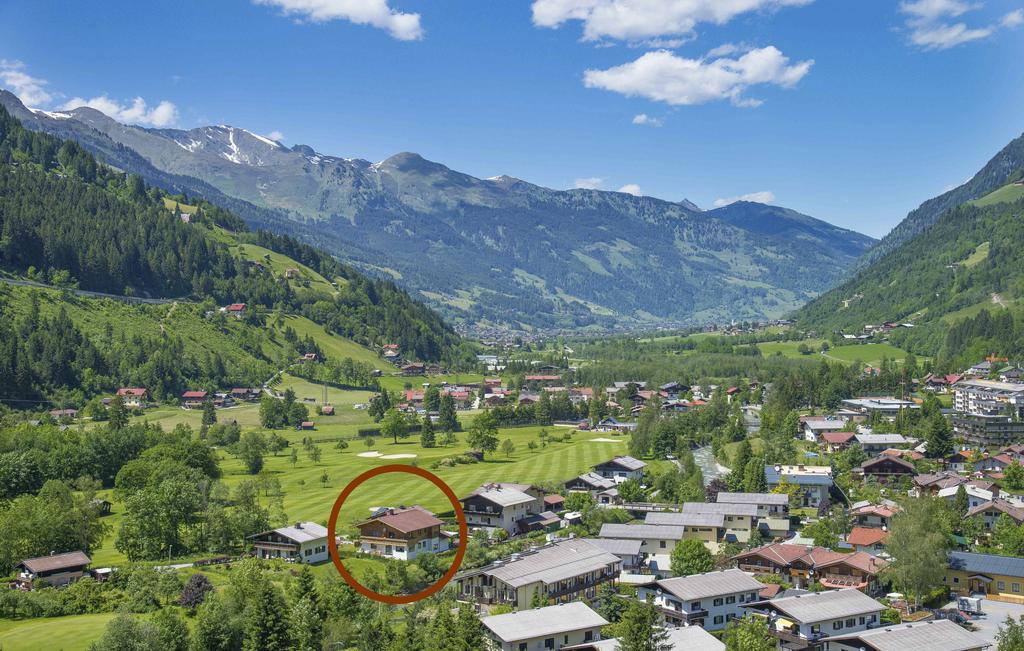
[438,393,458,432]
[109,396,129,430]
[290,595,323,651]
[243,581,291,651]
[420,413,436,447]
[455,602,484,650]
[615,599,671,651]
[924,414,953,459]
[743,457,767,493]
[193,595,240,651]
[202,399,217,426]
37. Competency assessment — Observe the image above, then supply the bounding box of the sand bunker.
[357,451,383,458]
[381,453,417,459]
[590,437,624,443]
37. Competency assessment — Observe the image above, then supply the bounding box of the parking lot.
[943,597,1024,645]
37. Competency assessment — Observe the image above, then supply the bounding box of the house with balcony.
[849,501,900,530]
[715,492,791,537]
[355,506,451,561]
[765,465,833,509]
[802,416,848,443]
[680,502,759,543]
[115,387,149,408]
[460,482,544,535]
[733,543,889,594]
[481,602,608,651]
[853,432,908,455]
[565,472,617,493]
[13,551,92,589]
[580,538,643,571]
[745,588,885,650]
[598,522,689,557]
[248,522,329,564]
[456,538,621,609]
[966,499,1024,531]
[592,456,646,482]
[636,569,764,631]
[823,619,990,651]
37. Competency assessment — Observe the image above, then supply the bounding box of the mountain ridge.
[0,90,876,331]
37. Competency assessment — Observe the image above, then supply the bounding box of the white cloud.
[713,190,776,207]
[61,95,179,127]
[268,130,286,142]
[899,0,1017,49]
[532,0,812,42]
[574,176,605,189]
[254,0,423,40]
[617,183,642,195]
[584,46,813,107]
[631,113,664,126]
[1003,9,1024,27]
[0,60,53,107]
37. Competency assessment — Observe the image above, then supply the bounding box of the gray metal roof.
[948,551,1024,578]
[481,602,608,642]
[765,465,834,486]
[249,522,327,544]
[645,511,726,527]
[716,492,790,506]
[571,472,617,489]
[825,619,991,651]
[600,523,687,540]
[596,455,647,471]
[468,486,537,507]
[581,538,643,556]
[650,569,763,601]
[483,539,621,588]
[855,433,908,445]
[682,501,759,517]
[563,626,724,651]
[760,588,884,623]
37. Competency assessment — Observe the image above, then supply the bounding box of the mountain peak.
[377,151,449,174]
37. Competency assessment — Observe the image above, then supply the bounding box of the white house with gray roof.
[481,602,608,651]
[599,523,688,555]
[745,588,885,648]
[765,465,834,508]
[565,472,617,493]
[564,626,724,651]
[853,431,909,455]
[592,456,647,482]
[823,619,990,651]
[461,483,544,535]
[637,568,764,630]
[248,522,329,564]
[644,511,725,547]
[682,502,759,543]
[716,492,791,536]
[456,538,621,609]
[581,537,643,570]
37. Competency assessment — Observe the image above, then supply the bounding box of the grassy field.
[756,340,826,357]
[0,613,116,651]
[821,343,914,365]
[970,183,1024,208]
[378,373,485,394]
[271,315,389,371]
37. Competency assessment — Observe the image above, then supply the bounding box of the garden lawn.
[0,613,116,651]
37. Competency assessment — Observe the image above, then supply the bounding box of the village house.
[224,302,246,319]
[923,373,964,393]
[320,404,335,416]
[745,588,886,649]
[49,408,78,420]
[913,470,971,495]
[644,511,726,547]
[355,506,451,561]
[680,502,759,543]
[230,387,261,402]
[716,492,791,537]
[581,538,644,571]
[849,502,899,530]
[823,619,990,651]
[966,498,1024,531]
[852,431,908,455]
[637,569,764,631]
[733,543,889,594]
[13,551,92,589]
[480,602,609,651]
[765,465,834,508]
[400,362,426,376]
[525,374,562,387]
[594,417,637,433]
[598,523,689,560]
[115,387,149,408]
[972,452,1014,473]
[181,390,209,409]
[460,483,544,535]
[591,456,646,482]
[565,472,617,493]
[456,538,621,609]
[854,455,917,483]
[840,397,919,421]
[248,522,329,564]
[946,551,1024,603]
[846,527,889,557]
[802,416,847,443]
[821,431,855,453]
[937,483,994,510]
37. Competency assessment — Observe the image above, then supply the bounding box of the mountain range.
[0,90,876,331]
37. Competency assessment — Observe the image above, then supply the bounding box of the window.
[564,636,568,644]
[544,638,554,649]
[713,598,723,607]
[1014,583,1021,594]
[833,621,843,630]
[859,617,865,625]
[846,619,855,628]
[660,540,667,549]
[811,625,820,634]
[519,645,527,651]
[953,577,959,584]
[584,631,593,642]
[999,581,1006,591]
[868,615,876,623]
[726,595,736,604]
[714,615,724,625]
[691,602,702,610]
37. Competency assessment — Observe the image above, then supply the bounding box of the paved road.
[0,276,184,305]
[943,598,1024,644]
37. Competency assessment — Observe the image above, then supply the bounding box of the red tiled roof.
[758,583,782,599]
[847,527,889,547]
[363,507,443,533]
[822,431,855,444]
[182,390,208,399]
[525,375,561,381]
[226,303,246,311]
[116,388,147,397]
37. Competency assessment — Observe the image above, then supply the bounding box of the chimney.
[295,522,302,529]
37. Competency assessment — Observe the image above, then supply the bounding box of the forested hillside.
[0,106,472,405]
[795,191,1024,370]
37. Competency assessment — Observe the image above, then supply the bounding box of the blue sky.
[1,0,1023,238]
